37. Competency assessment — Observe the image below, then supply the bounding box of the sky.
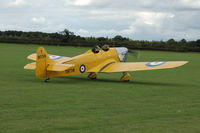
[0,0,200,41]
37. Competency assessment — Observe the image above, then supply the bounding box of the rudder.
[36,47,52,78]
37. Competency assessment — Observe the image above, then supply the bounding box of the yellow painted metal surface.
[47,64,74,72]
[45,48,120,78]
[35,47,53,78]
[27,53,71,63]
[25,47,120,78]
[27,53,37,61]
[24,62,36,70]
[101,61,188,73]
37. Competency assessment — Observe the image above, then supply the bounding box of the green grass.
[0,43,199,133]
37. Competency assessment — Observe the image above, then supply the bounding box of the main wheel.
[44,78,50,82]
[88,73,97,79]
[120,73,131,82]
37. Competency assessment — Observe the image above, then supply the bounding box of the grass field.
[0,43,199,133]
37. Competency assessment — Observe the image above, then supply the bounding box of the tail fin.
[36,47,53,78]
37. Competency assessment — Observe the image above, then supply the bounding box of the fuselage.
[46,47,128,78]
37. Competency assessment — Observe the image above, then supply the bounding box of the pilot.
[102,44,109,51]
[92,45,101,53]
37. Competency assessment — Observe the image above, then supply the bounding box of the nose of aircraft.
[115,47,128,62]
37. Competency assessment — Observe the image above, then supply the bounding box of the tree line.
[0,29,200,52]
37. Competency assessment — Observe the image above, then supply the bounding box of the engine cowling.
[115,47,128,62]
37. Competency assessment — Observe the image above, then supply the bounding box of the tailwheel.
[120,73,131,82]
[88,72,97,79]
[44,78,50,82]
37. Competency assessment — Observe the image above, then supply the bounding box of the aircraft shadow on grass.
[51,76,188,87]
[23,73,190,87]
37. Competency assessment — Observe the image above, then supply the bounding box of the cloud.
[77,28,89,34]
[8,0,28,7]
[66,0,92,6]
[98,29,117,35]
[178,0,200,9]
[31,17,46,24]
[135,12,175,26]
[65,0,111,8]
[140,0,200,11]
[0,0,200,40]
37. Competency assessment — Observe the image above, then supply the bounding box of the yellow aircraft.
[24,46,188,82]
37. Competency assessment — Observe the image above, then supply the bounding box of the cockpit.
[91,45,110,53]
[91,45,128,62]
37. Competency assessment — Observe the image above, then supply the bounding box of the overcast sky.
[0,0,200,40]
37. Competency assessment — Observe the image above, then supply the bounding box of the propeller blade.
[128,49,140,59]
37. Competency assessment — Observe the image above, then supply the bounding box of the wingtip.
[174,61,188,68]
[27,53,37,61]
[24,62,36,70]
[182,61,189,65]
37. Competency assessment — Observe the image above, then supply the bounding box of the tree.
[180,39,187,43]
[113,35,124,41]
[167,38,176,44]
[60,29,74,42]
[196,39,200,43]
[113,35,129,41]
[97,37,106,42]
[196,39,200,47]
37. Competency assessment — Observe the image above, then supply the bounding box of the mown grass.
[0,43,199,133]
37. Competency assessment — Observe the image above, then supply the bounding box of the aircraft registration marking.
[65,68,75,73]
[38,54,46,59]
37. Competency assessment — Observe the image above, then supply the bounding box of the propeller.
[128,49,140,59]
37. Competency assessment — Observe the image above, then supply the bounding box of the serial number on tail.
[65,68,75,73]
[37,55,46,59]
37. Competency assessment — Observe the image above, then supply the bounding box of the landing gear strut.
[88,72,97,79]
[120,72,131,82]
[44,78,50,82]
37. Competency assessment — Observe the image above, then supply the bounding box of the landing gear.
[88,72,97,79]
[120,73,131,82]
[44,78,50,82]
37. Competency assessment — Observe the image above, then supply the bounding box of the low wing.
[87,59,116,72]
[27,53,71,63]
[98,61,188,73]
[24,62,74,72]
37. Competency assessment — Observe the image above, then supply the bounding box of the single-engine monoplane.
[24,46,188,82]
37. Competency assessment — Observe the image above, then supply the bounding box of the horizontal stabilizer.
[27,53,71,62]
[27,53,37,61]
[47,64,74,72]
[24,62,74,71]
[24,62,36,70]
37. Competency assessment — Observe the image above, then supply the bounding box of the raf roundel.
[146,62,166,67]
[80,64,86,73]
[49,54,62,60]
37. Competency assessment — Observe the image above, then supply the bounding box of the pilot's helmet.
[92,46,100,53]
[102,44,110,51]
